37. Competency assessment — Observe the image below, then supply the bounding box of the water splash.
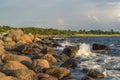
[76,43,96,57]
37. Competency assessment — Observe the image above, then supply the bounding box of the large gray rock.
[60,58,81,69]
[62,46,79,58]
[92,43,109,51]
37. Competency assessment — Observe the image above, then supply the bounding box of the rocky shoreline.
[0,29,105,80]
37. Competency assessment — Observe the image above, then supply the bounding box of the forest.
[0,25,120,36]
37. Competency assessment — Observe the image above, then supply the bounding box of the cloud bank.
[0,0,120,31]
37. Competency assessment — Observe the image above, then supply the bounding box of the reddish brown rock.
[46,67,71,79]
[22,44,40,54]
[40,77,58,80]
[42,54,57,66]
[0,45,6,55]
[1,61,28,71]
[7,29,24,42]
[3,37,13,42]
[37,73,50,79]
[2,53,32,63]
[19,33,34,43]
[0,76,18,80]
[0,72,6,78]
[88,69,104,78]
[46,47,57,55]
[7,69,37,80]
[32,59,50,73]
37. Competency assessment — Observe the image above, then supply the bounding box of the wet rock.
[1,61,28,71]
[62,76,79,80]
[40,47,57,55]
[82,76,94,80]
[40,77,58,80]
[32,59,50,73]
[92,43,109,51]
[41,54,57,66]
[2,53,32,63]
[54,54,70,62]
[22,43,40,54]
[88,69,104,78]
[6,69,38,80]
[11,44,26,52]
[46,47,57,55]
[60,58,80,69]
[62,46,79,58]
[45,67,71,79]
[37,73,50,79]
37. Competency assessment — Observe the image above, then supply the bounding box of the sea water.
[55,36,120,80]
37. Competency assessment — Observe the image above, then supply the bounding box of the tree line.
[0,25,120,36]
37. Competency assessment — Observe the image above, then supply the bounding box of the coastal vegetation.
[0,25,120,36]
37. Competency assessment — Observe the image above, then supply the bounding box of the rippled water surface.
[55,36,120,80]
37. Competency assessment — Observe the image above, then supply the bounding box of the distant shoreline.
[72,34,120,37]
[37,34,120,38]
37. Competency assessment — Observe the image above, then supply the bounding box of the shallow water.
[55,36,120,80]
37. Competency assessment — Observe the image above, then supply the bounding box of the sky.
[0,0,120,31]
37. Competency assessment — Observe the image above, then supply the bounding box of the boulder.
[11,44,26,52]
[1,61,28,71]
[32,59,50,73]
[2,53,32,63]
[46,47,57,55]
[22,44,40,54]
[3,41,16,49]
[62,46,79,58]
[0,40,4,45]
[88,69,104,78]
[62,76,79,80]
[0,76,18,80]
[0,72,6,78]
[60,58,81,69]
[37,73,58,80]
[42,54,57,66]
[82,76,94,80]
[37,73,50,79]
[19,34,34,43]
[46,67,71,79]
[2,37,12,42]
[92,43,109,51]
[0,45,6,55]
[57,54,70,62]
[7,29,24,42]
[40,77,58,80]
[6,69,38,80]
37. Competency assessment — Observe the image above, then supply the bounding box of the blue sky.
[0,0,120,31]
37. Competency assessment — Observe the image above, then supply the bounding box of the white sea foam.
[56,40,120,80]
[76,43,96,57]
